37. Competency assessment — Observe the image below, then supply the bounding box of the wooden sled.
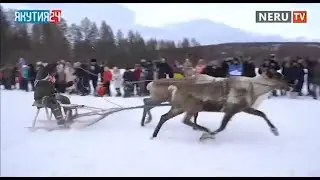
[30,101,84,129]
[29,101,121,131]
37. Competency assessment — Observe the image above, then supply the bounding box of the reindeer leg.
[146,107,154,124]
[200,111,236,141]
[141,98,157,126]
[183,112,209,132]
[242,108,279,136]
[151,107,184,139]
[192,112,200,130]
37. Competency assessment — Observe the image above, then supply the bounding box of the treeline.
[0,5,201,67]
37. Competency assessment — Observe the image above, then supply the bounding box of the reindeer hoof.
[145,118,152,124]
[199,133,215,141]
[271,128,279,136]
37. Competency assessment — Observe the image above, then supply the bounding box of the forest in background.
[2,5,320,68]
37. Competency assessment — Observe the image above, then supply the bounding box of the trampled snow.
[1,90,320,177]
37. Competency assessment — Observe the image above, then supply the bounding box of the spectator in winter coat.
[133,64,142,81]
[258,59,270,74]
[21,65,29,91]
[289,61,305,95]
[10,67,18,89]
[17,58,28,91]
[55,63,66,93]
[112,67,122,97]
[183,58,194,77]
[259,56,281,92]
[35,61,43,71]
[220,58,231,77]
[305,58,316,96]
[281,57,291,75]
[202,61,224,77]
[172,60,184,79]
[99,63,105,82]
[258,57,280,74]
[281,61,292,96]
[123,67,136,82]
[74,63,90,96]
[156,58,173,79]
[282,61,292,82]
[89,59,100,92]
[195,59,206,75]
[297,58,307,95]
[311,59,320,99]
[268,54,281,71]
[140,59,154,96]
[17,57,26,72]
[258,58,280,97]
[28,64,37,91]
[1,66,13,90]
[133,64,142,95]
[243,59,256,77]
[102,66,112,96]
[123,67,136,97]
[268,55,281,96]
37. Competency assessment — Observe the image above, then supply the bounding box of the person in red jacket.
[102,66,112,96]
[133,64,142,95]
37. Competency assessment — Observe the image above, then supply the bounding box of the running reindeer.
[149,70,293,141]
[140,74,220,128]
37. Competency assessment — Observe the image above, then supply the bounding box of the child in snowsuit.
[34,63,74,126]
[96,82,106,97]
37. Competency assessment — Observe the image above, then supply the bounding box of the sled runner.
[28,100,121,131]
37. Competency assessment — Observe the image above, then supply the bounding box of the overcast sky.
[120,3,319,40]
[2,3,319,40]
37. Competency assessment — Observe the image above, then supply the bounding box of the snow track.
[1,90,320,176]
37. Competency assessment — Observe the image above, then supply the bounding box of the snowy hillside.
[1,89,320,176]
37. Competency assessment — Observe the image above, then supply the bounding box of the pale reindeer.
[140,74,222,128]
[149,70,292,141]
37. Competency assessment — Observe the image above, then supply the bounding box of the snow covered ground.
[1,90,320,177]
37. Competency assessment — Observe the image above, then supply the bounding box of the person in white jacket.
[64,62,77,94]
[112,67,122,97]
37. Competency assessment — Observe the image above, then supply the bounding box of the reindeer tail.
[146,82,153,91]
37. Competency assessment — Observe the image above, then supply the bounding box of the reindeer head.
[263,70,292,91]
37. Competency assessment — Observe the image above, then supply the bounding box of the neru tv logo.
[255,11,307,23]
[15,10,62,24]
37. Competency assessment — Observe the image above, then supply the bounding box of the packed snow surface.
[1,90,320,177]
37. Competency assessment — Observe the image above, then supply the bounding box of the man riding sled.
[33,63,74,126]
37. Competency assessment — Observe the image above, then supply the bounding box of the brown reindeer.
[140,74,222,128]
[151,70,292,141]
